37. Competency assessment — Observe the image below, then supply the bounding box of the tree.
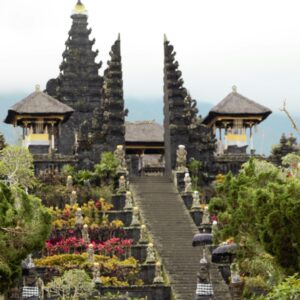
[209,158,300,274]
[280,100,300,137]
[263,274,300,300]
[94,152,119,184]
[0,133,6,151]
[0,146,36,190]
[0,183,52,292]
[45,269,96,299]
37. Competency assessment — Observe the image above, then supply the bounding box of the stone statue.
[87,244,94,263]
[70,190,77,206]
[114,145,127,173]
[139,224,148,243]
[130,206,140,226]
[22,254,35,269]
[66,175,73,191]
[191,191,201,210]
[197,249,210,284]
[230,261,241,283]
[37,277,45,300]
[75,208,83,226]
[184,172,193,193]
[212,220,218,243]
[153,261,164,284]
[93,262,101,284]
[118,175,127,194]
[124,191,133,210]
[201,206,210,224]
[146,243,156,263]
[176,145,187,172]
[82,224,90,244]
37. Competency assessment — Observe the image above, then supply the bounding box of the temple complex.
[3,1,279,299]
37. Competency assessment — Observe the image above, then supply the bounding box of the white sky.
[1,0,300,114]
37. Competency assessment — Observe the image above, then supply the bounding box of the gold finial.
[73,0,87,15]
[232,85,237,93]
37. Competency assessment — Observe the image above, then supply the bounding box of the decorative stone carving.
[130,206,140,226]
[82,224,90,244]
[93,262,101,284]
[124,191,133,210]
[191,191,201,210]
[66,175,73,191]
[201,206,211,225]
[75,208,83,226]
[195,249,214,298]
[212,220,218,243]
[153,261,164,284]
[87,243,94,263]
[22,254,35,269]
[146,243,156,264]
[184,172,193,193]
[139,224,148,244]
[230,262,241,283]
[70,190,77,206]
[176,145,187,172]
[114,145,127,173]
[118,175,127,194]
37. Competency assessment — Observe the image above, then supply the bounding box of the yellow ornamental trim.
[225,134,247,142]
[27,134,49,142]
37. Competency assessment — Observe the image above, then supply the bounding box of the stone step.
[130,177,231,300]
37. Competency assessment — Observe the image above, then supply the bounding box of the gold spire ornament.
[72,0,88,15]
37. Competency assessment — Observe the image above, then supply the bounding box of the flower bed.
[34,254,142,287]
[45,237,133,257]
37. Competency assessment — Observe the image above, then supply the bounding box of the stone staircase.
[130,176,231,300]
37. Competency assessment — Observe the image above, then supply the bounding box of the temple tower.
[76,36,126,168]
[163,35,189,173]
[46,0,103,155]
[100,35,126,151]
[163,36,216,174]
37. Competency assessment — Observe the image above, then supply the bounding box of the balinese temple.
[4,85,75,172]
[203,86,272,155]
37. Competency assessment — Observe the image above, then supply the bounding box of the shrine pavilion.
[4,85,74,155]
[203,86,272,154]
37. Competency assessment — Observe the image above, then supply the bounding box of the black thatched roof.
[4,87,74,124]
[203,86,272,125]
[125,121,164,143]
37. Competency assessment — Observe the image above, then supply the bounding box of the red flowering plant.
[45,237,133,257]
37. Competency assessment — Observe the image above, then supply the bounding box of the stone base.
[175,172,185,192]
[111,194,126,210]
[229,281,245,300]
[181,194,193,209]
[199,224,212,233]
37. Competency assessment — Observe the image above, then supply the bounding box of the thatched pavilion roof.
[4,86,74,124]
[125,121,164,143]
[203,86,272,125]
